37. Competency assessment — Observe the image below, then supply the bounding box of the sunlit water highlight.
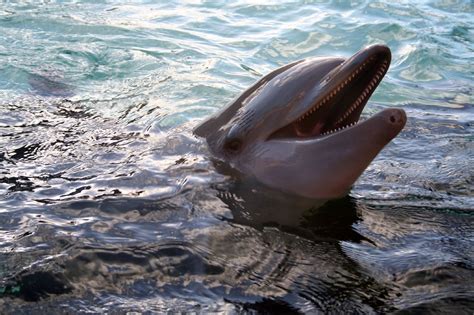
[0,1,473,313]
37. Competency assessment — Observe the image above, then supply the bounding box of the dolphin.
[194,45,406,199]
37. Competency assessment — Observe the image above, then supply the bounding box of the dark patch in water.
[1,176,39,192]
[9,143,41,161]
[231,297,304,314]
[3,272,72,302]
[28,73,74,98]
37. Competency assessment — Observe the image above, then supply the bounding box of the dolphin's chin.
[269,46,391,141]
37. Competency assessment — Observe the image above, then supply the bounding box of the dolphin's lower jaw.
[247,108,406,199]
[194,45,407,199]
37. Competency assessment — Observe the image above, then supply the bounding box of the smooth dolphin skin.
[195,45,406,199]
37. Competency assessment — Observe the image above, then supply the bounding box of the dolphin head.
[195,45,406,199]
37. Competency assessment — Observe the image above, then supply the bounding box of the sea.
[0,1,473,313]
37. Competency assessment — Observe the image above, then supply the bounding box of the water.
[0,1,473,313]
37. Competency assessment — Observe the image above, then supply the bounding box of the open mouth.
[269,51,390,140]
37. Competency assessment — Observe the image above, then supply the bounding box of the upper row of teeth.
[296,57,387,124]
[333,60,388,125]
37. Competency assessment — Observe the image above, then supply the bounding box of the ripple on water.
[0,0,474,313]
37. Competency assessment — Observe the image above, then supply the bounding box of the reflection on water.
[1,0,473,313]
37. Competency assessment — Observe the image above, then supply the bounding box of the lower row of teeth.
[321,121,358,136]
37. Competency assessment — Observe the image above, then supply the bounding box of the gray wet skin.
[195,45,406,199]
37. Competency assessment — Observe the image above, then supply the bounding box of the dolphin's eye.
[224,138,242,153]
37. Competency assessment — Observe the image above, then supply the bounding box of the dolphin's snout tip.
[367,44,391,52]
[387,108,407,128]
[381,108,407,141]
[361,44,392,65]
[375,108,407,139]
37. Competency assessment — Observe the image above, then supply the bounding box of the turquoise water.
[0,1,473,313]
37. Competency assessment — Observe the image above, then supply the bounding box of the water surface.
[0,1,473,313]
